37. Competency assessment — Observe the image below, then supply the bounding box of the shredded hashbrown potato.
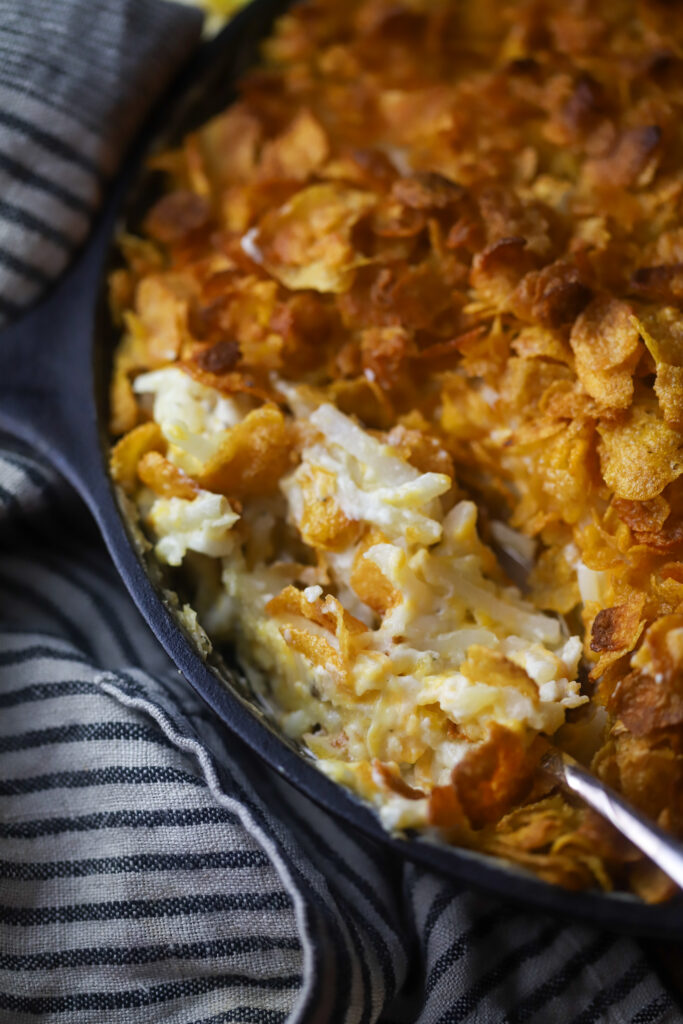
[110,0,683,900]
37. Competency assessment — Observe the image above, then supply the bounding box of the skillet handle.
[0,218,111,504]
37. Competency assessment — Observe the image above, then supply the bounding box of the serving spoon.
[541,749,683,892]
[1,0,682,936]
[490,531,683,894]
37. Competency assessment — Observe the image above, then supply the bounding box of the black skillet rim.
[82,0,683,938]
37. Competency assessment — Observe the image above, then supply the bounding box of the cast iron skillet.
[1,0,681,937]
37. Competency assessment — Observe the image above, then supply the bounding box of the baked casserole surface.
[110,0,683,899]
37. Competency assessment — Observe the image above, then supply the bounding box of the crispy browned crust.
[109,0,683,897]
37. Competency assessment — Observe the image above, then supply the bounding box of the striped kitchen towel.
[0,2,681,1022]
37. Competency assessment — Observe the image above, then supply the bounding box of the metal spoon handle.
[542,749,683,891]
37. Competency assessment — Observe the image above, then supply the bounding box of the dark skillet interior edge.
[4,0,680,936]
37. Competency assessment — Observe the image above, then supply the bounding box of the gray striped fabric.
[0,2,681,1021]
[0,0,202,324]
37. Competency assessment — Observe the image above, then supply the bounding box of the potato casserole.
[110,0,683,899]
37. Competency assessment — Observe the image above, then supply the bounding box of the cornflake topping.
[110,0,683,900]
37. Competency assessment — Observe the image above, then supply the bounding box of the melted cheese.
[132,372,587,827]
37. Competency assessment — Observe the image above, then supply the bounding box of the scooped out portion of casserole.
[110,0,683,899]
